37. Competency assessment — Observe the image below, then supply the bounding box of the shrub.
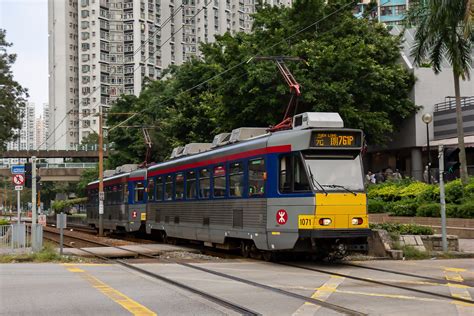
[387,200,419,216]
[368,183,400,202]
[416,204,439,217]
[368,199,386,213]
[456,202,474,218]
[0,219,10,225]
[416,185,439,203]
[399,182,432,199]
[370,223,433,235]
[445,180,464,204]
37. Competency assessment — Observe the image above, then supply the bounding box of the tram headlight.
[352,217,363,225]
[319,218,332,226]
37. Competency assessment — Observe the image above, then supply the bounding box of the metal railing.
[434,96,474,112]
[0,224,29,252]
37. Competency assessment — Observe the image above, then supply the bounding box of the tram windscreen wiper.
[308,167,327,196]
[322,184,357,196]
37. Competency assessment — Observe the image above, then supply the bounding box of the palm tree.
[408,0,472,185]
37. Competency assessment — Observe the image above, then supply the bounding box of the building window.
[81,10,89,18]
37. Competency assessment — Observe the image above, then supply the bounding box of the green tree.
[108,1,417,165]
[0,29,28,150]
[408,0,471,185]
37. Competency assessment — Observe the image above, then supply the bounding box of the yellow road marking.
[292,276,345,316]
[443,268,474,313]
[364,277,471,289]
[65,265,156,316]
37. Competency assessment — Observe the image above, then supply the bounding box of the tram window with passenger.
[175,173,185,200]
[279,155,311,193]
[248,158,266,196]
[213,165,226,198]
[156,176,163,201]
[199,168,210,198]
[123,184,129,203]
[229,162,244,197]
[134,181,145,203]
[147,178,155,201]
[164,175,173,200]
[186,170,197,199]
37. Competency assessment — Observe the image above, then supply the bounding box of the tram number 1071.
[298,216,314,229]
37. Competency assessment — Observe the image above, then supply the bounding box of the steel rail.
[279,262,474,305]
[339,262,474,288]
[72,247,260,316]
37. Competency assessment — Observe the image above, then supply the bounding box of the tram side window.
[279,155,311,193]
[123,184,129,203]
[164,175,173,200]
[229,162,244,197]
[148,178,155,201]
[213,165,226,198]
[134,181,145,203]
[175,173,185,200]
[155,176,163,201]
[248,158,265,196]
[186,170,197,199]
[199,168,210,198]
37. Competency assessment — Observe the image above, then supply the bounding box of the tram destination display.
[310,131,362,148]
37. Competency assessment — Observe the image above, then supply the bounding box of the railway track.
[42,227,474,312]
[44,230,366,316]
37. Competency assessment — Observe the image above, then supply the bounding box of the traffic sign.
[15,185,23,191]
[38,215,47,227]
[12,174,25,185]
[11,165,25,174]
[276,209,288,225]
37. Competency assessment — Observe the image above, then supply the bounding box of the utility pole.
[98,106,104,236]
[438,145,448,252]
[32,156,38,250]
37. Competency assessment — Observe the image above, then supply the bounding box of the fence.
[0,224,43,254]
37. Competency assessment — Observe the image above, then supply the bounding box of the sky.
[0,0,48,118]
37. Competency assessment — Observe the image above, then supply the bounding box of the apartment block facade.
[3,103,36,164]
[49,0,292,149]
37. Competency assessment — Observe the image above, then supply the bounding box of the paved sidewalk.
[459,239,474,253]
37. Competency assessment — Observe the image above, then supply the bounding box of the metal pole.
[426,123,431,184]
[438,145,448,252]
[32,156,37,251]
[98,106,104,236]
[17,190,20,224]
[60,212,64,256]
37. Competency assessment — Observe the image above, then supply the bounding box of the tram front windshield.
[304,155,364,192]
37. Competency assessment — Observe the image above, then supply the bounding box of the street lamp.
[422,113,433,184]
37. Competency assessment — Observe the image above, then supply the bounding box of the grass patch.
[401,245,431,260]
[0,242,93,263]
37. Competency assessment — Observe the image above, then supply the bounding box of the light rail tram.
[86,112,370,259]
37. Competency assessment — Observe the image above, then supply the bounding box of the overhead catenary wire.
[108,0,357,132]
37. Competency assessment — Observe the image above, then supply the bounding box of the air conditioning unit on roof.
[211,132,231,148]
[103,170,115,178]
[182,143,212,156]
[292,112,344,130]
[229,127,268,143]
[170,146,185,159]
[115,164,138,174]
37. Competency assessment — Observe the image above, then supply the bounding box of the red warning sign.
[12,174,25,185]
[276,209,288,225]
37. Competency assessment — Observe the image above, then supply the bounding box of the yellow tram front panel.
[298,193,368,229]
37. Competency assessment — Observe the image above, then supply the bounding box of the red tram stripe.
[128,176,145,182]
[148,144,291,177]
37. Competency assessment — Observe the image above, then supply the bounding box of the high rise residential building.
[48,0,292,148]
[48,0,80,150]
[4,103,36,164]
[355,1,409,25]
[43,103,50,149]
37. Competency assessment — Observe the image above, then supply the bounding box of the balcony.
[433,96,474,139]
